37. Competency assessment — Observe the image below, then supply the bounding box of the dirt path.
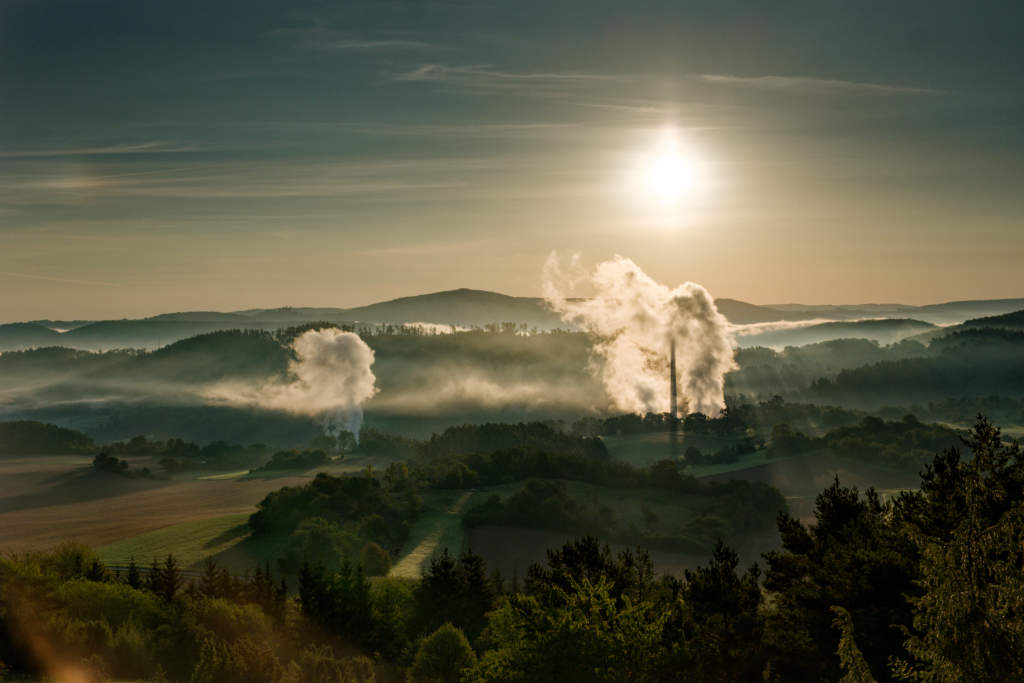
[389,491,473,579]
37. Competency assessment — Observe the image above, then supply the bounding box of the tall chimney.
[669,336,678,419]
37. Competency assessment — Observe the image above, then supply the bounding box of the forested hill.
[962,308,1024,328]
[8,290,1023,352]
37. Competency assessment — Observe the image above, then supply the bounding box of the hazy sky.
[2,0,1022,320]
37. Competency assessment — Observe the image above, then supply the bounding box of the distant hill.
[336,288,564,328]
[962,308,1024,328]
[0,420,95,455]
[714,299,818,325]
[735,318,937,349]
[3,289,1021,352]
[768,299,1024,326]
[913,299,1024,325]
[0,323,64,351]
[904,307,1024,345]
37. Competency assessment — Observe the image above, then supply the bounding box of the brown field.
[466,525,780,580]
[0,455,308,552]
[702,450,920,520]
[701,451,919,496]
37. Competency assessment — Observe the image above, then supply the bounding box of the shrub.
[410,623,477,683]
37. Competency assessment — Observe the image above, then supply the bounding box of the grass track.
[389,491,473,579]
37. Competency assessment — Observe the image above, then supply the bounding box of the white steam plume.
[204,328,377,441]
[543,253,736,416]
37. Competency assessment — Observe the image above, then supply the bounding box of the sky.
[2,0,1023,320]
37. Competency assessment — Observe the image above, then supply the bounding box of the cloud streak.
[694,73,944,95]
[393,64,623,92]
[274,27,442,52]
[0,142,208,159]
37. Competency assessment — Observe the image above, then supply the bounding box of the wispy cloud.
[0,141,207,159]
[0,158,489,203]
[274,120,582,140]
[393,64,622,91]
[0,270,125,288]
[695,73,944,95]
[274,27,442,51]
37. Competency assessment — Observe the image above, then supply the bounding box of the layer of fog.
[203,328,377,440]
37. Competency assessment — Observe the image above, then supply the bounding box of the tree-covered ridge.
[418,421,608,460]
[767,414,963,469]
[0,420,95,455]
[248,467,420,574]
[463,477,784,553]
[2,417,1023,681]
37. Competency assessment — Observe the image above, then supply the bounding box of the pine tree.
[159,554,183,603]
[125,556,142,589]
[146,558,163,594]
[898,417,1024,680]
[198,556,224,598]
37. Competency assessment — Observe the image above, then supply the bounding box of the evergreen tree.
[897,417,1024,680]
[158,554,183,603]
[125,556,142,589]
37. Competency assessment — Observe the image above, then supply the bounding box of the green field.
[197,469,251,480]
[96,513,251,569]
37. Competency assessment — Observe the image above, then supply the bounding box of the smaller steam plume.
[206,328,377,441]
[543,253,736,416]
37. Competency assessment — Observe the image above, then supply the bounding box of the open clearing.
[389,491,474,579]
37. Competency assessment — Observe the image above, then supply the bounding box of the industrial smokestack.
[543,252,737,416]
[669,336,678,420]
[670,335,679,459]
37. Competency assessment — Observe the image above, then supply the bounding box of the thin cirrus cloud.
[694,73,945,95]
[0,141,210,159]
[393,64,624,91]
[1,158,492,203]
[272,27,443,51]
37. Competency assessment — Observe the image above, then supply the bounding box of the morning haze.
[2,2,1024,682]
[2,1,1023,320]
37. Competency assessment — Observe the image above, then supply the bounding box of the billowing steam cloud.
[543,253,736,416]
[205,328,377,440]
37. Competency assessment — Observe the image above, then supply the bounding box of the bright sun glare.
[634,131,704,206]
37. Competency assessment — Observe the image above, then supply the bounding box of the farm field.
[466,525,781,580]
[701,450,920,520]
[96,512,250,570]
[0,454,310,552]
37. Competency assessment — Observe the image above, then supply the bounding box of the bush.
[360,542,392,577]
[410,623,477,683]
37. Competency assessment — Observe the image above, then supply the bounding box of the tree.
[762,479,917,681]
[199,556,229,598]
[410,623,477,683]
[474,577,671,682]
[682,541,765,680]
[417,549,498,642]
[125,556,142,590]
[359,542,391,577]
[157,554,183,603]
[832,606,877,683]
[896,417,1024,680]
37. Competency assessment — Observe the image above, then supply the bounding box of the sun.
[632,131,704,206]
[647,151,697,201]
